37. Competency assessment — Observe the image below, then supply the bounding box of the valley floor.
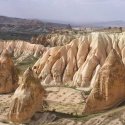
[0,87,125,125]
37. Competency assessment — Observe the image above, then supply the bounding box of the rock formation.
[8,67,46,123]
[1,32,125,88]
[32,33,105,86]
[0,40,46,62]
[32,32,125,87]
[83,49,125,113]
[0,50,18,94]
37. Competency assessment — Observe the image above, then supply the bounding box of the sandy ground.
[46,87,85,115]
[0,87,85,124]
[0,94,12,123]
[0,87,125,125]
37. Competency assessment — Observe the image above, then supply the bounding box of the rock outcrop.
[32,32,119,87]
[83,49,125,113]
[2,32,125,88]
[0,50,18,94]
[0,40,46,63]
[8,67,46,123]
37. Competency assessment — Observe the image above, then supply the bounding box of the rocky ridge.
[0,40,47,67]
[33,32,125,88]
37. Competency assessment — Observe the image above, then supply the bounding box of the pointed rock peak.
[108,49,119,58]
[83,49,125,114]
[1,49,11,58]
[8,67,46,123]
[22,67,40,85]
[103,49,122,66]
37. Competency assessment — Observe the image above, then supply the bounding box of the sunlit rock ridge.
[33,32,125,88]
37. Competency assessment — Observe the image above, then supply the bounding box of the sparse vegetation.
[14,56,38,74]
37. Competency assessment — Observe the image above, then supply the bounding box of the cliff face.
[33,32,125,87]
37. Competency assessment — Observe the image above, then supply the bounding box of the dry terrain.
[1,31,125,125]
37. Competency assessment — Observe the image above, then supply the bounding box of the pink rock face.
[0,50,18,94]
[8,67,46,124]
[32,32,125,87]
[0,40,46,58]
[83,49,125,113]
[32,33,109,87]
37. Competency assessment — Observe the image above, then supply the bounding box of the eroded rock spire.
[83,49,125,113]
[8,67,46,123]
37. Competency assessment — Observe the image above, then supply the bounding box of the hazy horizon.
[0,0,125,24]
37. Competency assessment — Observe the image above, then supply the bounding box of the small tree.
[67,24,72,30]
[120,27,122,32]
[108,26,111,30]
